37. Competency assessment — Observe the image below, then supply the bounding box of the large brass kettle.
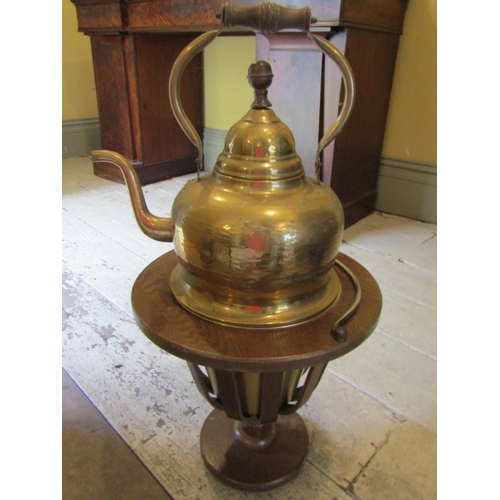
[92,2,355,328]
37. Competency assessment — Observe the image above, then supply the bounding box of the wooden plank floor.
[62,156,437,499]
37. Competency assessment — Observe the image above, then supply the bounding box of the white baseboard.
[375,157,437,224]
[62,118,101,159]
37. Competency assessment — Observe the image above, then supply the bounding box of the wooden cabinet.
[71,0,408,226]
[88,32,203,184]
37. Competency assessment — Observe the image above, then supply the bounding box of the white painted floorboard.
[62,157,437,499]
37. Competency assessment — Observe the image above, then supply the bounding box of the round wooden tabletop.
[132,250,382,372]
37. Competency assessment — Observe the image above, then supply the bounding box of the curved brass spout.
[91,150,174,242]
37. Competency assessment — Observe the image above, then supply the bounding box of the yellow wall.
[62,0,98,120]
[381,0,437,164]
[62,0,436,164]
[204,37,256,131]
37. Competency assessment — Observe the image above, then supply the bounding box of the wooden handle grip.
[216,2,315,33]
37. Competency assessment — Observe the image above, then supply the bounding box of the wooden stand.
[131,250,382,491]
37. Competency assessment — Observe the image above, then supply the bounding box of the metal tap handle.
[168,2,355,180]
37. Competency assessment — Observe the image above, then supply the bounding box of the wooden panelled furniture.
[70,0,408,227]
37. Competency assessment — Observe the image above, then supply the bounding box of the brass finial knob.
[248,61,273,109]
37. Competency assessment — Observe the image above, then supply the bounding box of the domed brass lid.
[214,61,304,181]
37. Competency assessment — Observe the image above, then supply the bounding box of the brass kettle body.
[92,3,356,328]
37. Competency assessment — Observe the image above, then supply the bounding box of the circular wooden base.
[200,410,309,492]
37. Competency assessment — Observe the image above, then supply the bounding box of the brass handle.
[168,30,220,180]
[168,2,355,180]
[308,34,355,179]
[331,259,362,343]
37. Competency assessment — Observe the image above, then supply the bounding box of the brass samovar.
[93,2,355,330]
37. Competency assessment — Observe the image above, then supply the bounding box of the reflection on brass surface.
[171,263,341,328]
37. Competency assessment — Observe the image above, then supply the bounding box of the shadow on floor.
[62,368,173,500]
